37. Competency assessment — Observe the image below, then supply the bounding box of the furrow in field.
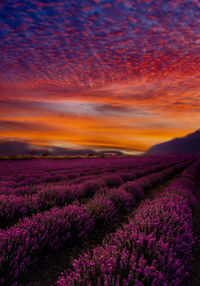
[0,157,156,192]
[0,158,192,285]
[20,159,195,286]
[0,157,173,196]
[0,157,192,229]
[54,160,200,286]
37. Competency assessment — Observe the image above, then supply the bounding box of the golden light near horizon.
[0,0,199,152]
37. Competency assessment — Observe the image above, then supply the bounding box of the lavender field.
[0,155,199,286]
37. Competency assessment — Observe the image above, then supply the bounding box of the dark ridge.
[146,130,200,155]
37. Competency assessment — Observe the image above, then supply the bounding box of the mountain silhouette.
[0,141,122,157]
[146,130,200,155]
[0,141,31,156]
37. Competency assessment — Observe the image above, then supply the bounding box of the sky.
[0,0,200,153]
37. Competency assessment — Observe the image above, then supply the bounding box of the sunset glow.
[0,0,200,152]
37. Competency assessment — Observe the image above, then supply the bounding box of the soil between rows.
[19,171,182,286]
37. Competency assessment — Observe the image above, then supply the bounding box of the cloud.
[0,0,199,88]
[94,103,133,113]
[0,0,199,151]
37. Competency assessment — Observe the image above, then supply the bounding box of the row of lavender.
[0,155,191,228]
[0,157,159,189]
[0,157,192,285]
[55,160,200,286]
[0,156,178,197]
[0,156,184,197]
[0,158,174,196]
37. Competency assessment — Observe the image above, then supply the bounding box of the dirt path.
[190,173,200,286]
[19,171,183,286]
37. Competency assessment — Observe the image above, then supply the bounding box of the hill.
[146,130,200,155]
[0,141,122,157]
